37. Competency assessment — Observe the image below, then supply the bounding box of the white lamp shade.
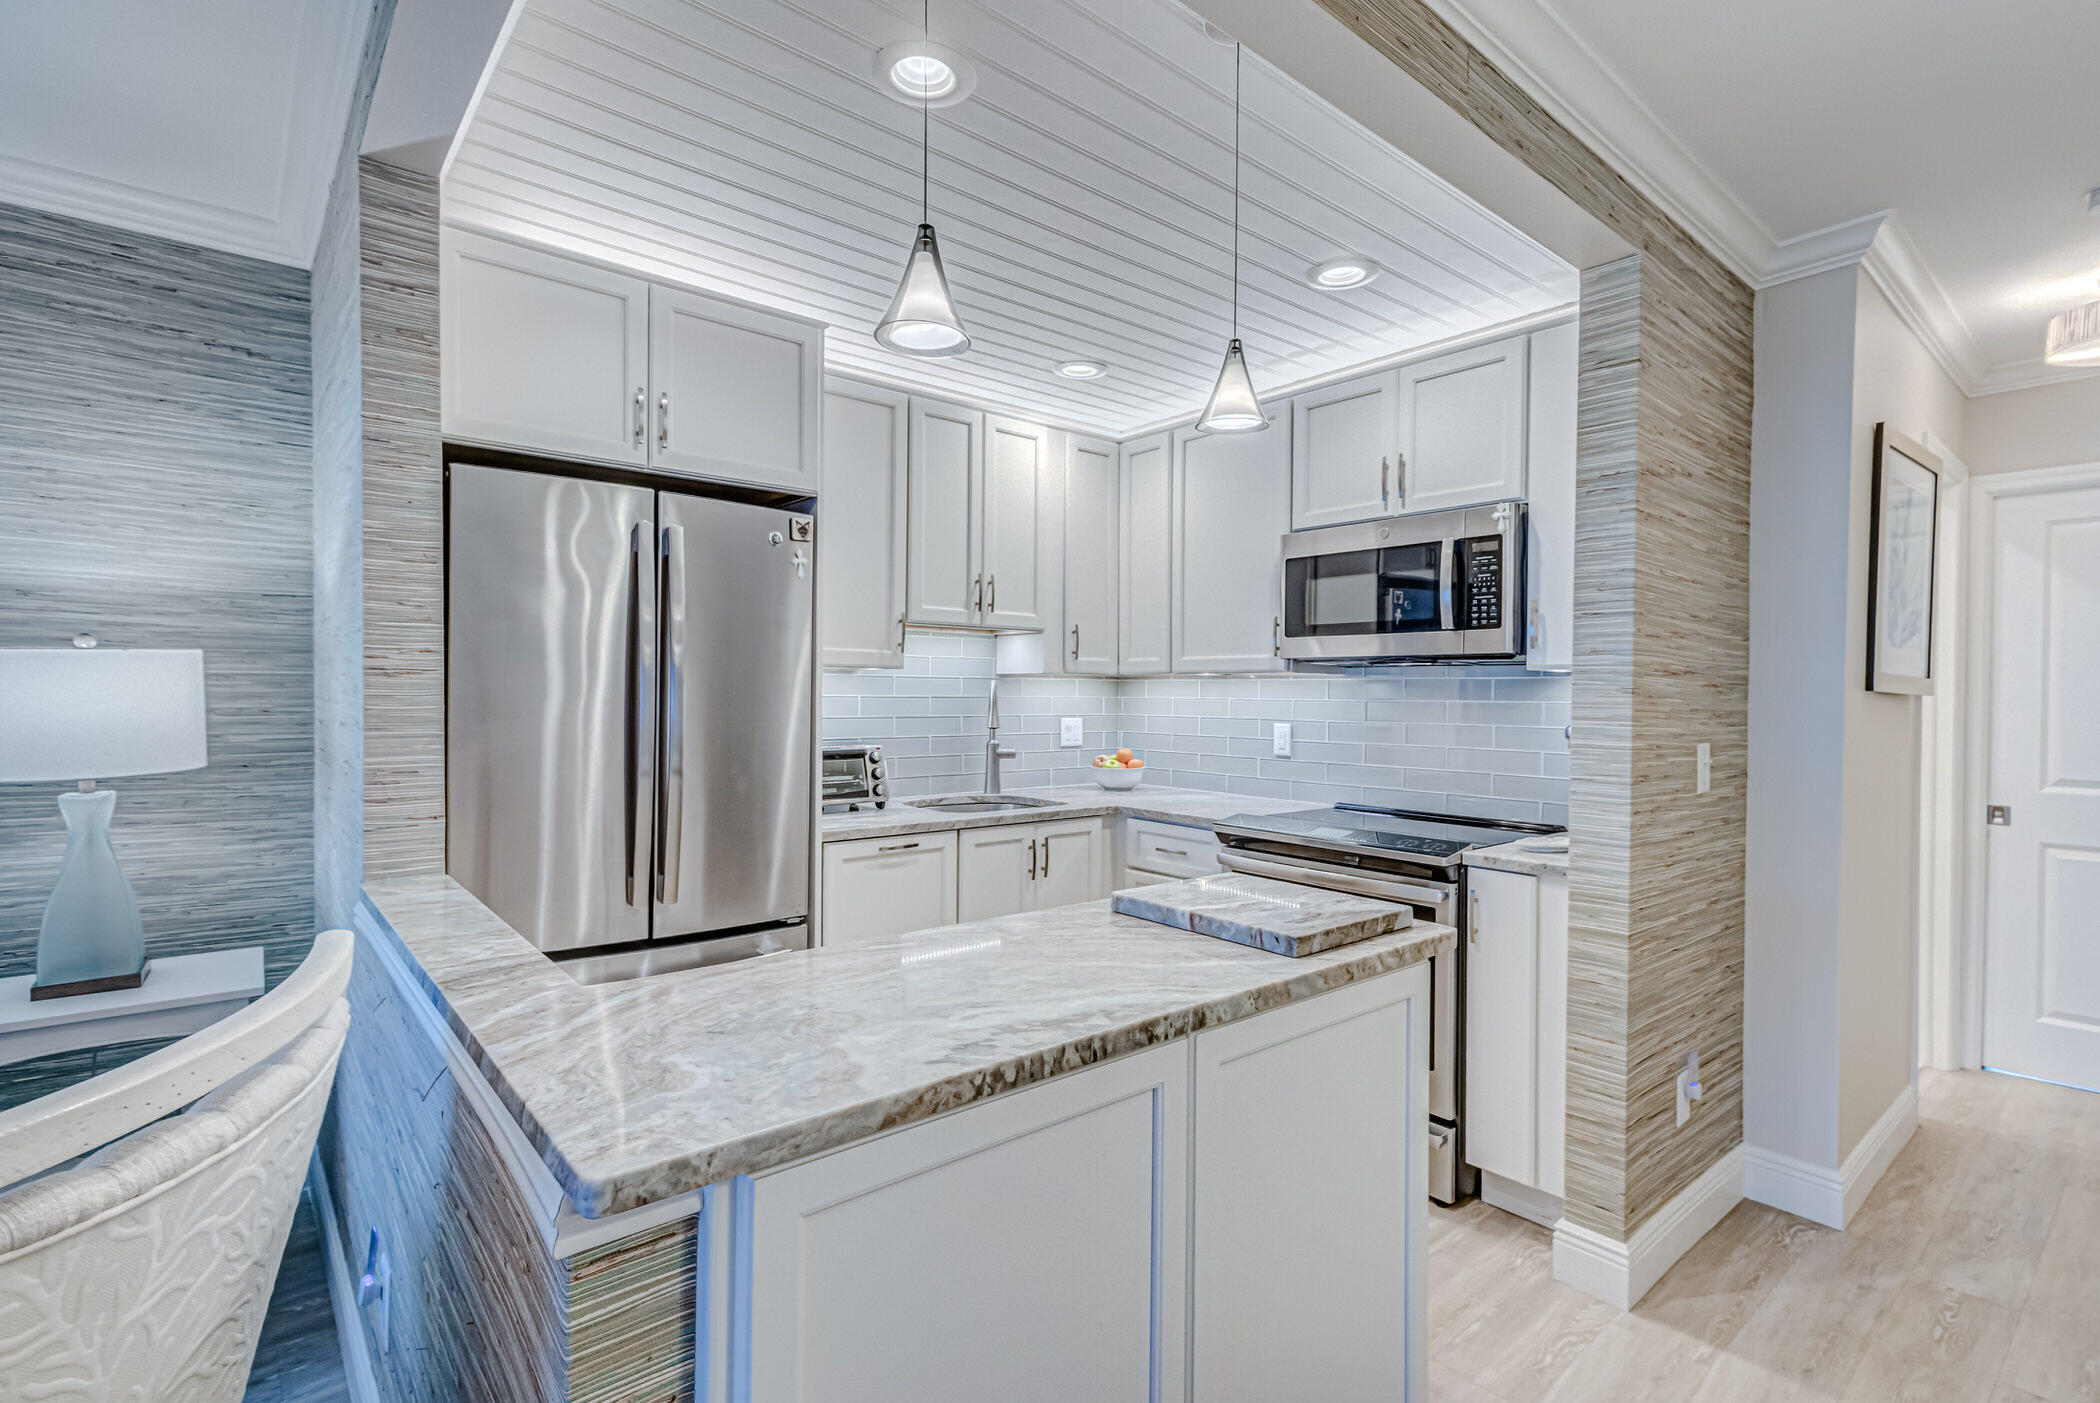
[874,224,971,357]
[1196,338,1269,433]
[2044,300,2100,366]
[0,648,207,783]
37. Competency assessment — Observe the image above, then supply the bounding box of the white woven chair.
[0,929,354,1402]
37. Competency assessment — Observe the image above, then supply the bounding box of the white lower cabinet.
[1463,865,1569,1205]
[736,964,1430,1403]
[819,832,958,947]
[958,818,1106,921]
[1123,817,1220,882]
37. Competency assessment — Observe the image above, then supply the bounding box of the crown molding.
[0,150,307,266]
[1966,356,2100,398]
[1856,215,1990,393]
[1757,211,1886,287]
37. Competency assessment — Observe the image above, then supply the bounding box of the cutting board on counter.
[1111,873,1412,957]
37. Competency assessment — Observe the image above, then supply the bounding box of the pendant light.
[2044,300,2100,366]
[875,0,970,357]
[1196,41,1268,433]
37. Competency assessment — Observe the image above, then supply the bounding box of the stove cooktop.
[1214,805,1563,866]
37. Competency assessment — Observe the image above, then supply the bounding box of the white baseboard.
[1553,1144,1745,1309]
[308,1156,383,1403]
[1480,1171,1565,1230]
[1744,1082,1917,1229]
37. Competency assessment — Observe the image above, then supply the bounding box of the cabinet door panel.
[1118,433,1174,674]
[1031,818,1104,909]
[1064,435,1120,674]
[1463,866,1540,1186]
[648,285,821,492]
[821,833,958,947]
[1291,370,1400,529]
[1173,427,1290,673]
[1524,322,1577,671]
[1397,336,1527,515]
[441,228,649,466]
[980,415,1049,630]
[957,823,1035,922]
[907,397,982,627]
[820,380,908,669]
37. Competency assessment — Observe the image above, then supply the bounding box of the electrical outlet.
[359,1227,391,1352]
[1675,1051,1704,1127]
[1272,722,1292,757]
[1696,742,1712,794]
[1059,716,1083,747]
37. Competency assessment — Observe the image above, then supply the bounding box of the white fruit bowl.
[1091,761,1144,790]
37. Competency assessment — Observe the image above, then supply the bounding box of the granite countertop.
[820,783,1325,841]
[364,873,1453,1219]
[1465,836,1571,878]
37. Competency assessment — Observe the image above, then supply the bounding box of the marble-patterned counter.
[819,783,1324,842]
[1112,872,1411,956]
[363,873,1454,1219]
[1464,836,1571,879]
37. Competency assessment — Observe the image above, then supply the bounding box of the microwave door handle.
[1439,538,1457,631]
[658,523,687,905]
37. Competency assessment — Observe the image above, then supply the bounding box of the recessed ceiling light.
[1055,360,1108,380]
[874,42,977,108]
[1306,256,1380,290]
[2045,300,2100,366]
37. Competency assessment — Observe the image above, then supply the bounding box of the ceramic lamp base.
[31,787,151,1001]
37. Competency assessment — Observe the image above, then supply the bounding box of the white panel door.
[1983,482,2100,1091]
[1291,369,1401,529]
[820,379,908,669]
[440,228,649,466]
[907,396,983,627]
[957,822,1036,922]
[1523,322,1577,671]
[1064,434,1120,674]
[647,285,822,492]
[1536,873,1569,1199]
[1397,335,1528,515]
[1464,867,1540,1186]
[980,415,1049,630]
[1030,818,1105,910]
[1193,968,1428,1403]
[1119,433,1174,674]
[1173,427,1290,673]
[748,1042,1188,1403]
[820,833,958,947]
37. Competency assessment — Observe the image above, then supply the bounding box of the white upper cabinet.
[819,379,909,669]
[1118,433,1173,675]
[1523,322,1577,671]
[442,227,650,466]
[1172,427,1290,674]
[906,396,982,628]
[1396,334,1528,514]
[1290,369,1401,529]
[647,285,823,493]
[1063,434,1119,675]
[979,415,1050,631]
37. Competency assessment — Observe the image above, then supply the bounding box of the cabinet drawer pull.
[1028,837,1038,880]
[1155,846,1188,857]
[878,841,920,853]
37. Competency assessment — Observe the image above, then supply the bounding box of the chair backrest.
[0,930,355,1403]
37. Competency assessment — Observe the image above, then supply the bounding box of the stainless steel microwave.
[1278,501,1526,663]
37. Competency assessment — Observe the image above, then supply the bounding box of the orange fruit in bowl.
[1115,748,1134,764]
[1128,758,1144,768]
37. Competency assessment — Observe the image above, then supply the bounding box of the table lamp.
[0,638,207,1000]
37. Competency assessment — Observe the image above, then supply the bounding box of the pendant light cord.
[1231,42,1241,340]
[921,0,931,224]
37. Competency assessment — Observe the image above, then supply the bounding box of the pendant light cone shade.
[876,223,970,356]
[2044,300,2100,366]
[1196,339,1267,432]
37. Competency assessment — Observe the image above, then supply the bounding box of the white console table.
[0,947,266,1067]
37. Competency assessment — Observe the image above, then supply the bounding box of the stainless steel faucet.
[985,676,1018,794]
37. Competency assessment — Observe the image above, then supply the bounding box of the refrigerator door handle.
[658,523,688,904]
[624,522,652,906]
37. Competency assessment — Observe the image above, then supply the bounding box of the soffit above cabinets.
[444,0,1577,438]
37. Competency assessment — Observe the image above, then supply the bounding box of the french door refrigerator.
[447,462,814,972]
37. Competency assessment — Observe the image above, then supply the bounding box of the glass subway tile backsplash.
[822,630,1570,825]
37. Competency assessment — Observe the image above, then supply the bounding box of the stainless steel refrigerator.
[446,462,814,975]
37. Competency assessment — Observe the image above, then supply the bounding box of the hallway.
[1429,1070,2100,1400]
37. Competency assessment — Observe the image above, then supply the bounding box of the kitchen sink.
[912,794,1061,814]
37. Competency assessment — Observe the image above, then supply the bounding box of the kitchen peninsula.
[351,869,1450,1401]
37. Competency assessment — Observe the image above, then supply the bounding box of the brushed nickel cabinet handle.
[1071,624,1080,661]
[898,613,907,652]
[1468,889,1480,942]
[1155,846,1188,857]
[1040,836,1050,880]
[1273,615,1281,657]
[987,574,996,615]
[633,387,646,447]
[658,392,670,449]
[1395,451,1407,503]
[1028,837,1038,880]
[1381,455,1390,507]
[878,841,921,853]
[973,575,984,615]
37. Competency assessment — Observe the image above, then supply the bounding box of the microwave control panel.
[1462,537,1503,630]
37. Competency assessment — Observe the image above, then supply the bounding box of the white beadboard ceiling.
[445,0,1576,437]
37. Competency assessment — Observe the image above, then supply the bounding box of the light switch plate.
[1272,722,1292,757]
[1060,716,1083,747]
[1696,742,1712,794]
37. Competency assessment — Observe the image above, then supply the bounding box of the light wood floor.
[1429,1069,2100,1401]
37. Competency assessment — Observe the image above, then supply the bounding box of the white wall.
[1965,374,2100,477]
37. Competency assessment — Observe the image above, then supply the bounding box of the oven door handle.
[1439,537,1457,631]
[1216,850,1453,908]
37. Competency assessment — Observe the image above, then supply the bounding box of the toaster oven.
[822,742,887,812]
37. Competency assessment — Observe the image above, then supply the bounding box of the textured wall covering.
[1311,0,1755,1240]
[0,205,314,1023]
